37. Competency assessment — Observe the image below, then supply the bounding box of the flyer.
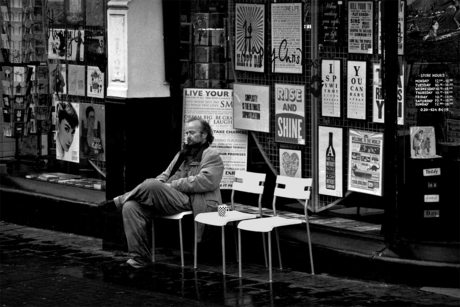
[348,129,383,196]
[55,101,80,163]
[348,1,373,54]
[271,3,303,74]
[347,61,367,120]
[233,83,270,133]
[318,126,343,197]
[235,3,265,73]
[275,83,306,145]
[183,88,248,189]
[321,59,341,117]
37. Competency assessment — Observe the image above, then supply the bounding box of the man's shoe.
[98,199,117,212]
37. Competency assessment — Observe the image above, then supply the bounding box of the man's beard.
[181,141,202,155]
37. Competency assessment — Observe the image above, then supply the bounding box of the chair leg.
[151,221,155,263]
[268,231,272,283]
[194,221,198,269]
[238,229,242,278]
[179,219,184,267]
[274,228,282,270]
[232,222,239,262]
[221,226,226,275]
[262,233,268,267]
[305,218,315,275]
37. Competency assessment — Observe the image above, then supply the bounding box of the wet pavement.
[1,221,459,307]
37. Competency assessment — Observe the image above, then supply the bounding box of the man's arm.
[170,151,224,194]
[155,152,180,183]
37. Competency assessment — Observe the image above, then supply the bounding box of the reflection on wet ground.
[1,221,459,307]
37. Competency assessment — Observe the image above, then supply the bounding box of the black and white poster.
[348,1,374,54]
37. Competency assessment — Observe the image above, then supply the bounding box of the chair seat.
[195,211,258,227]
[157,210,193,220]
[238,216,302,232]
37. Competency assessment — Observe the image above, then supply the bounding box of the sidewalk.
[1,221,459,307]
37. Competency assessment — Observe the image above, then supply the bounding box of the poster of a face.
[87,66,104,98]
[80,103,106,162]
[279,148,301,178]
[233,83,270,132]
[321,59,341,117]
[318,126,343,197]
[49,63,67,94]
[347,60,367,120]
[235,3,265,72]
[275,83,306,145]
[55,101,80,163]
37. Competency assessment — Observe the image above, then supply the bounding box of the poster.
[87,66,104,98]
[183,88,248,189]
[271,3,303,74]
[348,129,383,196]
[279,148,301,178]
[49,63,67,95]
[410,126,438,159]
[48,29,84,61]
[319,0,344,46]
[67,0,84,25]
[80,103,106,162]
[348,1,373,54]
[275,83,306,145]
[235,3,265,72]
[86,0,105,26]
[406,0,460,63]
[318,126,343,197]
[347,61,366,120]
[233,83,270,133]
[321,59,341,117]
[47,0,65,25]
[55,101,80,163]
[68,65,85,96]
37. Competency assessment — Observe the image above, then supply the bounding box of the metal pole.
[381,0,399,246]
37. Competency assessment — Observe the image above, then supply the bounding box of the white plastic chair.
[194,170,266,275]
[152,210,193,267]
[237,176,314,282]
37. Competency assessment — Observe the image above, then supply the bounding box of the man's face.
[184,120,207,147]
[58,118,75,152]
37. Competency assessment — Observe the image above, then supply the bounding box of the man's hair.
[58,102,79,129]
[186,116,214,144]
[86,106,95,118]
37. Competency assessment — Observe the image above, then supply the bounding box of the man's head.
[184,116,214,147]
[57,102,79,152]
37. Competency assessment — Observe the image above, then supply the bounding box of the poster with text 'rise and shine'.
[183,88,248,190]
[275,84,306,145]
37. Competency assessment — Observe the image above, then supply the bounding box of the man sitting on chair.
[99,117,224,269]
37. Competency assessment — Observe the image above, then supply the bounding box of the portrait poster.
[79,103,106,162]
[67,0,84,25]
[318,126,343,197]
[49,63,67,95]
[233,83,270,133]
[68,65,85,96]
[55,101,80,163]
[319,0,344,46]
[183,88,248,189]
[87,66,104,98]
[348,1,373,54]
[48,29,68,60]
[68,30,85,61]
[279,148,302,178]
[348,129,383,196]
[347,60,366,120]
[321,59,341,117]
[235,3,265,73]
[410,126,437,159]
[271,3,303,74]
[275,83,306,145]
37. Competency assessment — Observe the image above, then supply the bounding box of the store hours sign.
[275,84,306,145]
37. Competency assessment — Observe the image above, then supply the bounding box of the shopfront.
[1,0,459,251]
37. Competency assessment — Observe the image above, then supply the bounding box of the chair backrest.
[272,176,313,215]
[231,170,266,214]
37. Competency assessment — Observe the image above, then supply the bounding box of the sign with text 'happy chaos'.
[275,83,306,145]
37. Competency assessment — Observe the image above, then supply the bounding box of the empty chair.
[194,170,266,275]
[152,210,194,267]
[238,176,314,282]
